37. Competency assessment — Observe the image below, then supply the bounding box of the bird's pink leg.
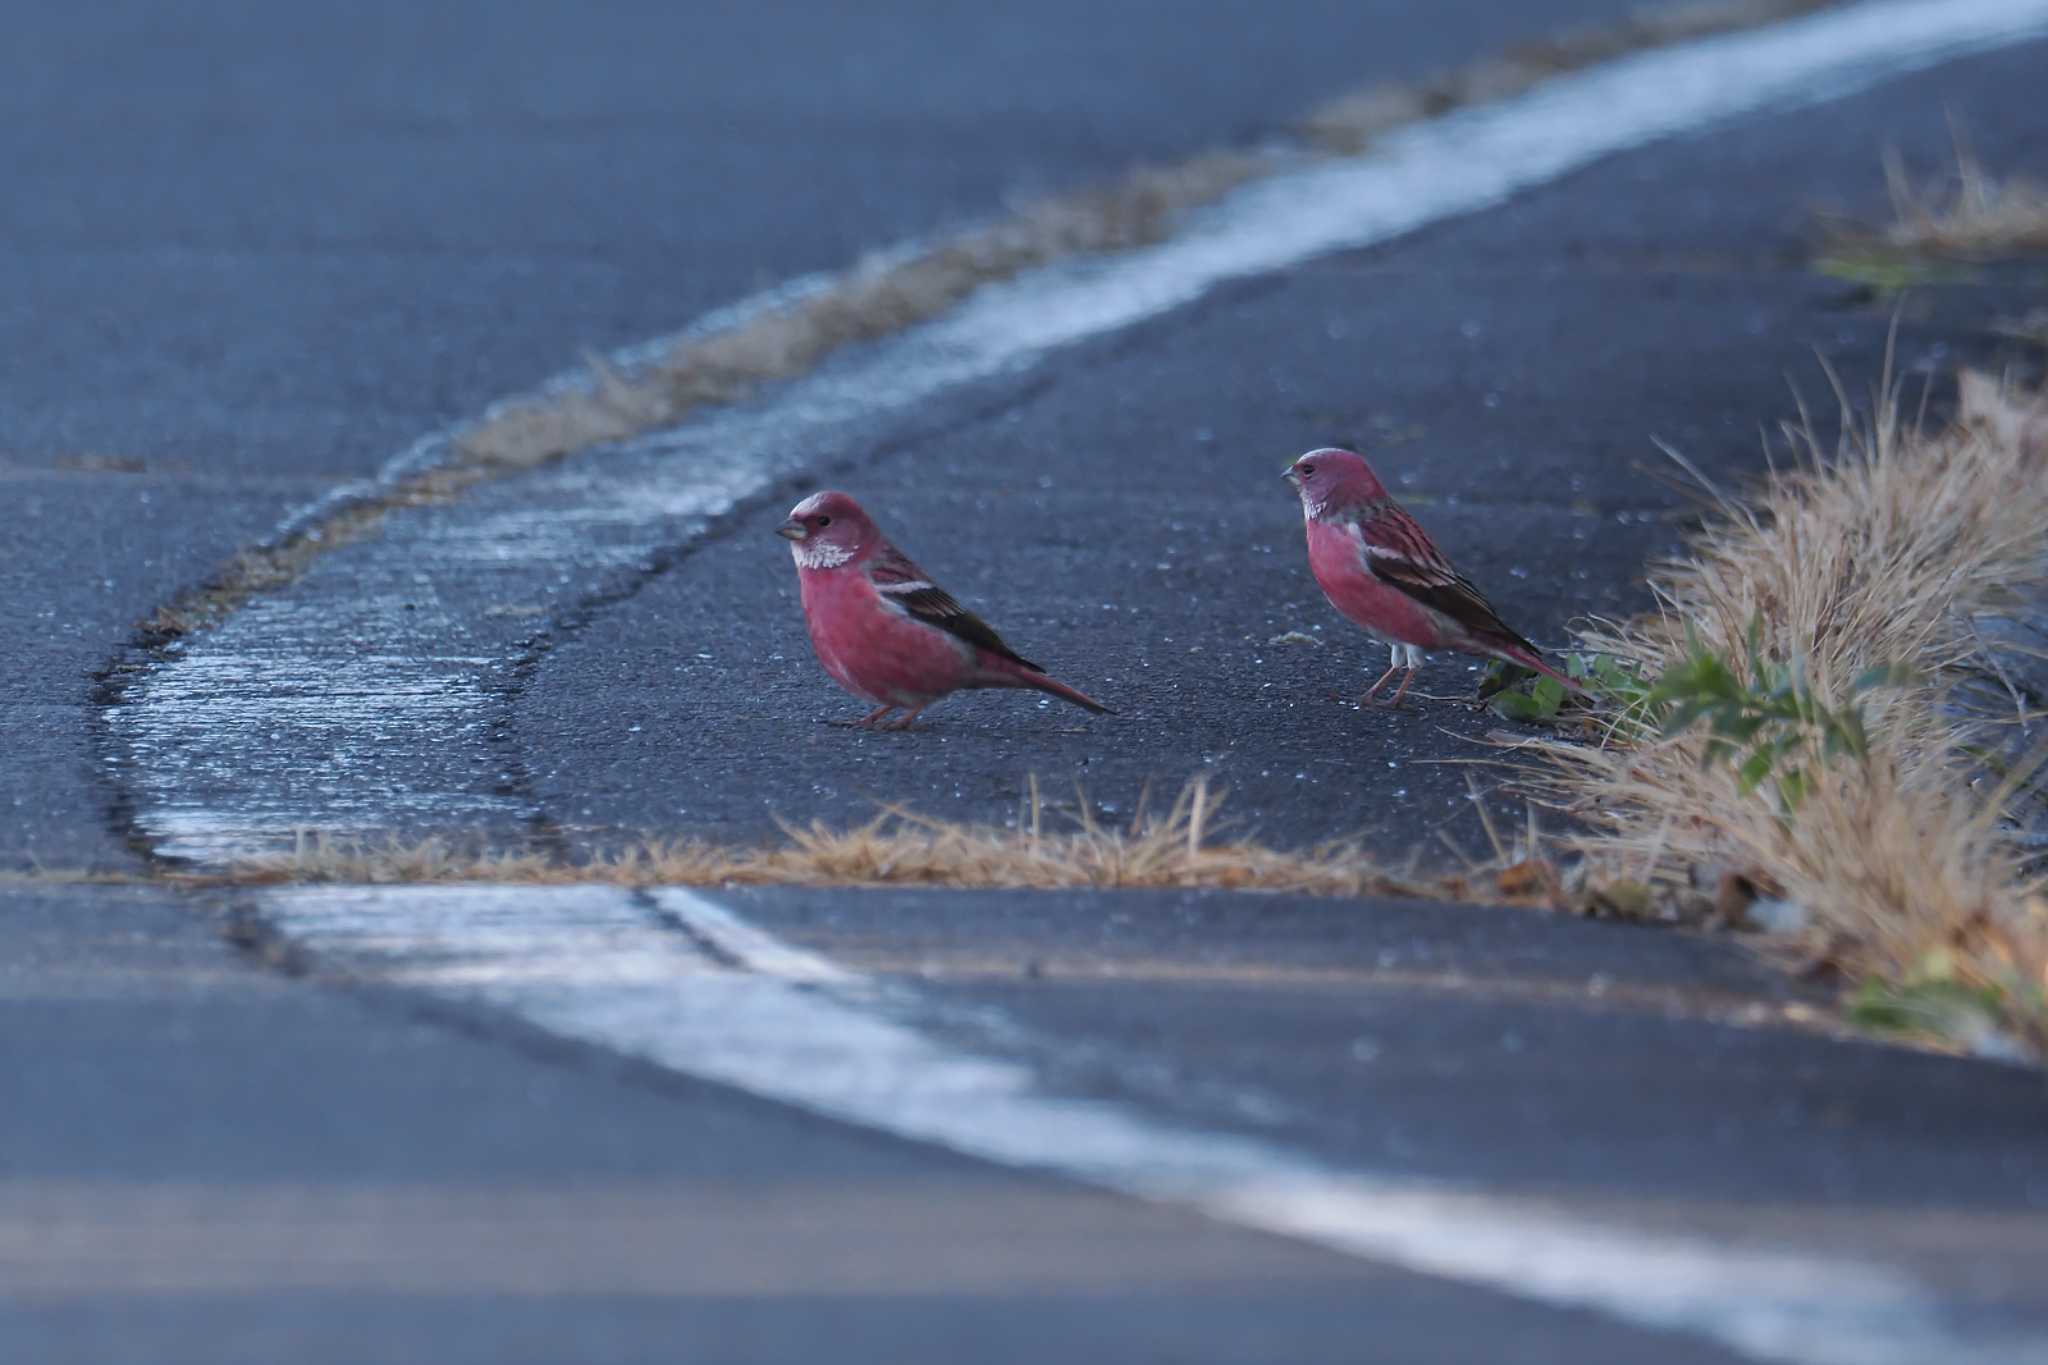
[1360,662,1401,705]
[883,702,932,731]
[851,705,894,729]
[1386,665,1421,709]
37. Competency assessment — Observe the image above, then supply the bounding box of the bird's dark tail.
[984,659,1115,714]
[1027,670,1115,715]
[1493,640,1586,694]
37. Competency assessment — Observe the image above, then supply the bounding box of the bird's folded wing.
[1359,507,1537,651]
[870,550,1042,670]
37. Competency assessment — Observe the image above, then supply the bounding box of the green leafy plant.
[1483,665,1570,723]
[1487,618,1914,820]
[1849,973,2006,1037]
[1846,948,2039,1059]
[1481,651,1649,724]
[1643,618,1914,815]
[1812,250,1977,297]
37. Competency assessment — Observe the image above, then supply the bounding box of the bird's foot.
[827,706,899,729]
[1372,668,1422,710]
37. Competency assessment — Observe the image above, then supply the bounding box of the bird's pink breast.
[1303,517,1446,648]
[797,566,973,705]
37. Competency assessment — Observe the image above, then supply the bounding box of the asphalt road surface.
[6,3,2048,1363]
[3,0,1674,872]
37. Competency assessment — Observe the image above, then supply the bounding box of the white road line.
[837,0,2048,399]
[253,882,2034,1365]
[222,0,2048,560]
[117,0,2048,864]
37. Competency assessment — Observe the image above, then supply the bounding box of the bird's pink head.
[776,490,878,570]
[1283,447,1388,520]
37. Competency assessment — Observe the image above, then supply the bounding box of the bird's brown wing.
[869,547,1043,670]
[1357,503,1539,653]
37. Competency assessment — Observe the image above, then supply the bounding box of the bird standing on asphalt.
[1283,448,1579,708]
[777,491,1113,730]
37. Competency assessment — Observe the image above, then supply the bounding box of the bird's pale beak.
[776,518,808,541]
[1281,468,1300,486]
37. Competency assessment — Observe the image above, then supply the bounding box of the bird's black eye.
[1299,465,1315,479]
[815,515,832,527]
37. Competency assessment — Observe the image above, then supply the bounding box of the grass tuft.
[1522,358,2048,1057]
[1304,0,1838,152]
[219,779,1548,906]
[1825,132,2048,264]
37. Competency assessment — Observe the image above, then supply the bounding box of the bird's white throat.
[791,540,854,570]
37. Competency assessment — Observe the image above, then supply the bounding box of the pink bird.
[1283,448,1580,708]
[777,491,1113,729]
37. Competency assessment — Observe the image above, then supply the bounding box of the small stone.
[1745,898,1810,935]
[1590,880,1654,919]
[1495,858,1551,899]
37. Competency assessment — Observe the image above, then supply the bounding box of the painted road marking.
[246,882,2038,1365]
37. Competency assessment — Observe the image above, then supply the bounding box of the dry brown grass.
[1870,144,2048,260]
[132,467,483,645]
[139,541,339,645]
[0,867,149,886]
[216,778,1554,906]
[1303,0,1837,151]
[1523,362,2048,1055]
[456,152,1267,469]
